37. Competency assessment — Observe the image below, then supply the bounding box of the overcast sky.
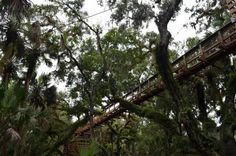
[31,0,199,43]
[32,0,201,91]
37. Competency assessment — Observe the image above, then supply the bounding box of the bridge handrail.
[103,22,234,113]
[172,22,233,65]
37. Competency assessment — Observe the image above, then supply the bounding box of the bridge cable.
[82,6,117,20]
[173,17,191,39]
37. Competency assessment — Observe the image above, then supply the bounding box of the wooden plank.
[228,3,235,9]
[231,8,236,14]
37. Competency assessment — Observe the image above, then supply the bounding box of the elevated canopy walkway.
[75,21,236,135]
[64,1,236,154]
[65,20,236,155]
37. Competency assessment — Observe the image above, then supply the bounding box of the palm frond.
[0,0,31,19]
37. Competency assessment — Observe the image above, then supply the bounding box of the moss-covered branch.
[114,98,179,135]
[44,116,89,156]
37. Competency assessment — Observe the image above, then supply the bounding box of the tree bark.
[154,0,213,155]
[115,98,179,135]
[220,72,236,156]
[195,79,208,121]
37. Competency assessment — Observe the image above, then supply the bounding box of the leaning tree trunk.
[220,69,236,156]
[154,0,213,155]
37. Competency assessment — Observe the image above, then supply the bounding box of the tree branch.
[44,116,89,156]
[114,97,179,135]
[62,2,108,84]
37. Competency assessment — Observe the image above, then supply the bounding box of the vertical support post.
[199,44,206,62]
[199,44,203,55]
[183,55,188,69]
[218,31,224,44]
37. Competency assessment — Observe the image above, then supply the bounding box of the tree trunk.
[115,137,121,156]
[220,71,236,155]
[154,1,213,155]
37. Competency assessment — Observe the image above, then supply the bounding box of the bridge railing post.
[217,31,225,48]
[199,44,206,62]
[226,0,236,22]
[183,55,188,70]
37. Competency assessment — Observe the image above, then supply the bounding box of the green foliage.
[185,0,230,30]
[186,37,199,49]
[80,141,98,156]
[227,72,236,94]
[0,0,235,155]
[110,0,155,28]
[0,0,31,19]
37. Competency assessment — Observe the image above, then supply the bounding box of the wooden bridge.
[75,20,236,135]
[66,1,236,154]
[64,20,236,155]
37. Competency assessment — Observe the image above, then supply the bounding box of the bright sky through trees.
[1,0,235,155]
[32,0,200,42]
[31,0,204,91]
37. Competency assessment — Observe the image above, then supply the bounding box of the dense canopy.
[0,0,235,156]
